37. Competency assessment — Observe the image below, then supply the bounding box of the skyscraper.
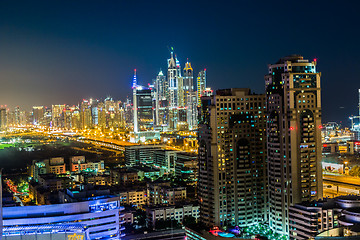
[183,61,197,130]
[51,104,65,128]
[167,50,181,130]
[132,69,154,132]
[32,106,44,125]
[154,70,167,126]
[197,69,206,107]
[198,88,267,228]
[0,107,7,131]
[80,100,92,129]
[14,106,20,125]
[265,55,323,236]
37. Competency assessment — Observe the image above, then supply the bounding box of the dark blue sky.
[0,1,359,123]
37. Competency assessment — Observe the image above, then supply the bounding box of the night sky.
[0,1,359,123]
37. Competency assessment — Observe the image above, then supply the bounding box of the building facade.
[265,55,323,235]
[198,88,267,228]
[3,197,124,240]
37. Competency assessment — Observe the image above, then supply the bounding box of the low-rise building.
[119,189,147,207]
[145,204,200,230]
[289,195,360,240]
[175,152,197,180]
[125,145,163,166]
[111,168,139,185]
[38,174,72,191]
[3,197,124,240]
[147,181,186,206]
[46,157,66,174]
[87,174,110,186]
[69,156,104,173]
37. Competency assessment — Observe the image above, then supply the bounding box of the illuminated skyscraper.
[183,61,197,130]
[97,102,106,128]
[51,104,65,128]
[198,88,267,228]
[63,105,73,129]
[265,55,323,236]
[0,107,7,131]
[32,106,44,125]
[154,70,167,126]
[132,69,153,132]
[71,106,81,129]
[80,100,92,129]
[167,50,180,130]
[133,69,139,133]
[197,69,207,107]
[14,106,20,125]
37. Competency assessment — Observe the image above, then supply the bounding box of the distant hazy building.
[198,88,267,228]
[265,55,323,236]
[32,106,44,125]
[197,69,206,107]
[51,104,65,128]
[0,107,7,130]
[80,100,92,129]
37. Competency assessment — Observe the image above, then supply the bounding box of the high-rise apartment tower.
[265,55,323,236]
[198,88,267,228]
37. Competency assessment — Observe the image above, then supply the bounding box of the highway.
[323,174,360,198]
[323,174,360,187]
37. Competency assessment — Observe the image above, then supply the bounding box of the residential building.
[265,55,323,235]
[198,88,267,228]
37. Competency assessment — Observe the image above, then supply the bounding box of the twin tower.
[198,55,322,238]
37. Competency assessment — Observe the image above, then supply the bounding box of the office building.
[124,145,163,166]
[198,88,267,228]
[134,87,153,131]
[153,149,177,174]
[265,55,323,235]
[3,197,123,240]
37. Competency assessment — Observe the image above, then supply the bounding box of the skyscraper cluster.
[132,49,212,136]
[1,98,128,130]
[49,98,126,130]
[198,55,323,239]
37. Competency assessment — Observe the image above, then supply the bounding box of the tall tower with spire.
[183,60,197,129]
[154,70,167,126]
[167,49,181,130]
[132,69,138,133]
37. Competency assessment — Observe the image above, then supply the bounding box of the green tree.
[349,166,360,177]
[182,216,197,227]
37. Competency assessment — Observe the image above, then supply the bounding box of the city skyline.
[1,1,360,123]
[2,1,360,240]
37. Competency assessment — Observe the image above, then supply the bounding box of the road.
[323,174,360,187]
[323,174,360,198]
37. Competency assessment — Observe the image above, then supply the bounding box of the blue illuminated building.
[2,197,124,240]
